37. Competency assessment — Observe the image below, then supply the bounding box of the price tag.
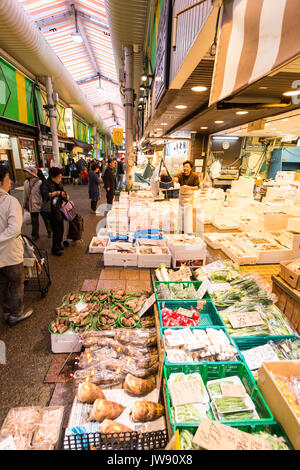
[170,379,203,407]
[197,300,206,310]
[177,307,193,318]
[138,294,156,317]
[228,312,265,329]
[192,418,270,451]
[220,383,247,398]
[196,279,210,299]
[168,267,192,281]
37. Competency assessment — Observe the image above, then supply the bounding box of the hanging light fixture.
[71,4,83,44]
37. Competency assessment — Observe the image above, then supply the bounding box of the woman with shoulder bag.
[40,167,69,256]
[23,166,49,241]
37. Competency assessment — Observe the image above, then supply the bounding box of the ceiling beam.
[35,9,109,33]
[76,74,118,86]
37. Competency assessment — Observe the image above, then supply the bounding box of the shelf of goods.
[150,263,300,450]
[44,286,170,451]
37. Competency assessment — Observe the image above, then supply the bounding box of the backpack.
[67,214,84,241]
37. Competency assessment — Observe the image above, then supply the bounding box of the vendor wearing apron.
[174,161,199,234]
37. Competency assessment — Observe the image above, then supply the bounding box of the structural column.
[124,45,134,190]
[45,76,60,167]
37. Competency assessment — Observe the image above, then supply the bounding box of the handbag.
[23,210,31,225]
[60,200,77,222]
[158,158,174,190]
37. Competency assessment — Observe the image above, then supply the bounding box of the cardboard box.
[280,231,300,250]
[279,259,300,290]
[257,361,300,450]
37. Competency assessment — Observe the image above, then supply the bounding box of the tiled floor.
[81,268,152,293]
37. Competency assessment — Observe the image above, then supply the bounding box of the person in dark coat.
[88,162,101,214]
[40,167,69,256]
[102,158,116,207]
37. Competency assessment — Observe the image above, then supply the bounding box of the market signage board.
[228,311,265,329]
[154,0,172,108]
[168,267,192,281]
[138,294,156,317]
[112,128,123,146]
[192,418,269,450]
[196,279,210,299]
[65,108,74,138]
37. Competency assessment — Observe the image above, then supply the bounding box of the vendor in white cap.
[23,166,45,241]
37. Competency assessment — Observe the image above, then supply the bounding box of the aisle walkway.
[0,184,106,425]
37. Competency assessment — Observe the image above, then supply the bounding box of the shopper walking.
[116,157,125,191]
[40,167,69,256]
[88,162,101,214]
[102,158,116,207]
[70,159,79,185]
[23,166,44,241]
[0,166,33,326]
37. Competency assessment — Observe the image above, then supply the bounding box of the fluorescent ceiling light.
[282,118,289,122]
[215,120,224,124]
[236,111,248,115]
[259,86,268,90]
[200,126,208,130]
[176,105,187,109]
[283,90,300,96]
[141,75,147,81]
[161,123,168,126]
[191,86,207,92]
[265,123,270,126]
[71,32,83,44]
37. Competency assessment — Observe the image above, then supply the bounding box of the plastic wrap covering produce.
[156,283,200,300]
[241,338,300,374]
[194,261,241,283]
[0,407,64,450]
[273,374,300,418]
[72,367,125,387]
[211,274,275,308]
[164,327,239,363]
[161,306,201,327]
[218,302,294,337]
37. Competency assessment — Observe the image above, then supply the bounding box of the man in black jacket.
[102,158,117,207]
[40,167,69,256]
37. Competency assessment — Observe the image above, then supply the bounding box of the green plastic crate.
[157,300,225,328]
[174,421,293,449]
[164,362,274,431]
[154,281,212,301]
[161,325,243,365]
[232,335,299,382]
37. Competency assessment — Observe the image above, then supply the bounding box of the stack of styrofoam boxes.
[256,211,290,233]
[106,208,129,233]
[275,171,296,185]
[129,203,152,232]
[137,238,172,268]
[103,241,137,267]
[166,234,207,268]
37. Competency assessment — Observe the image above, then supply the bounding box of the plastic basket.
[157,300,225,328]
[63,430,168,450]
[48,320,70,335]
[62,293,83,306]
[161,326,243,365]
[174,422,293,450]
[117,312,141,329]
[154,281,212,301]
[164,362,274,431]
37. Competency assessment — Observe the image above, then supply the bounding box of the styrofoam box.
[51,330,82,354]
[256,247,300,264]
[89,236,108,253]
[103,244,137,267]
[287,217,300,233]
[212,215,240,230]
[257,212,290,232]
[137,241,171,268]
[279,231,300,250]
[220,241,257,265]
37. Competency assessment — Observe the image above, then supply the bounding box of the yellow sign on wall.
[112,128,123,146]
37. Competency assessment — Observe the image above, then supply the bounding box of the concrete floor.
[0,182,105,426]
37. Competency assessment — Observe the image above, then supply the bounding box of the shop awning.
[72,138,92,151]
[209,0,300,106]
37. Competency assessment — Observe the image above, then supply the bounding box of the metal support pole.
[124,45,134,190]
[93,125,98,160]
[45,76,60,167]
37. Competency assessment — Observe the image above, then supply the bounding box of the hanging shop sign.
[209,0,300,106]
[154,0,172,108]
[112,128,123,146]
[65,108,74,138]
[0,134,11,150]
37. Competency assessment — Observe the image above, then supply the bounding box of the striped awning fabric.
[209,0,300,106]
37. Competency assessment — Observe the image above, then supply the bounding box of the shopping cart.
[22,234,51,298]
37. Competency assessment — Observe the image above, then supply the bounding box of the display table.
[272,274,300,334]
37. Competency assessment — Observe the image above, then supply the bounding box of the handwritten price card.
[168,267,192,281]
[228,311,265,329]
[192,418,270,451]
[170,379,203,407]
[220,383,247,398]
